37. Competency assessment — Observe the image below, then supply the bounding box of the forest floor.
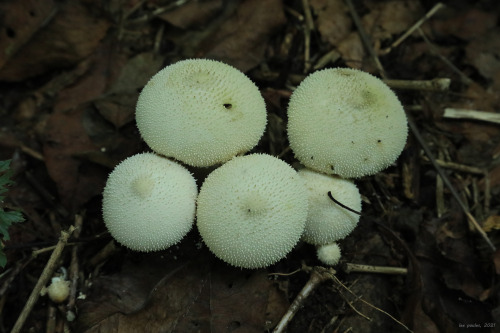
[1,0,500,332]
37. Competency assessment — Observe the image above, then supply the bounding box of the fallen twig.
[344,263,408,275]
[443,108,500,125]
[301,0,314,72]
[67,214,84,316]
[406,113,496,251]
[381,2,445,55]
[273,266,333,333]
[344,0,386,78]
[11,226,75,333]
[273,265,413,332]
[384,78,451,92]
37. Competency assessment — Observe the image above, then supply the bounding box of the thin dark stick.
[406,113,496,251]
[327,191,362,215]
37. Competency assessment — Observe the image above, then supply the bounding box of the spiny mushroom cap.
[317,243,341,266]
[102,153,197,252]
[299,169,361,245]
[196,153,308,269]
[136,59,267,167]
[287,67,408,178]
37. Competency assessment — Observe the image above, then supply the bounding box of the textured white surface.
[287,68,407,178]
[196,154,308,268]
[47,278,70,303]
[317,243,341,266]
[299,169,361,245]
[102,153,197,252]
[136,59,267,167]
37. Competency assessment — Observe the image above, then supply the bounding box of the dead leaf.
[107,52,164,95]
[466,28,500,81]
[337,32,364,68]
[53,41,128,113]
[0,0,57,69]
[0,2,110,81]
[363,0,423,43]
[94,94,137,128]
[430,8,497,41]
[483,216,500,233]
[310,0,352,46]
[197,0,286,72]
[158,0,223,29]
[42,106,107,212]
[77,254,288,333]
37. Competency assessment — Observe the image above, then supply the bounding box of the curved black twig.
[327,191,362,215]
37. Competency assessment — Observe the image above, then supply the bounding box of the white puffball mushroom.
[102,152,198,252]
[287,67,408,178]
[317,243,341,266]
[136,59,267,167]
[299,169,361,245]
[196,153,308,269]
[47,277,70,303]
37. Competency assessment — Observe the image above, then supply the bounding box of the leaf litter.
[0,0,499,332]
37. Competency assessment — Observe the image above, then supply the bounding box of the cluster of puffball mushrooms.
[102,59,408,269]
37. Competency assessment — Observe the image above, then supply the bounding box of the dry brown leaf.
[430,8,497,41]
[77,255,288,333]
[53,42,128,113]
[466,28,500,81]
[94,94,136,129]
[42,106,108,212]
[0,0,57,69]
[197,0,286,72]
[337,32,364,68]
[483,216,500,233]
[310,0,352,46]
[107,52,164,95]
[158,0,223,29]
[363,0,422,43]
[0,2,110,81]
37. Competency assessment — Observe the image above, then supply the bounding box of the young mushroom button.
[102,153,198,252]
[317,242,342,266]
[287,68,408,178]
[196,153,308,269]
[135,59,267,167]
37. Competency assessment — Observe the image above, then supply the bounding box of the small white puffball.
[136,59,267,167]
[317,243,341,266]
[47,277,70,303]
[287,67,408,178]
[299,169,361,245]
[196,153,308,269]
[102,152,198,252]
